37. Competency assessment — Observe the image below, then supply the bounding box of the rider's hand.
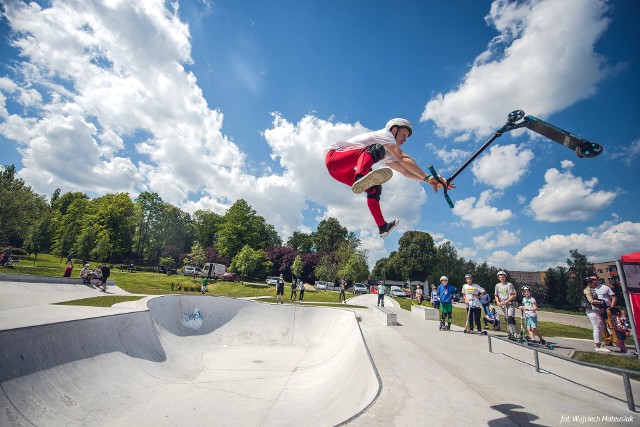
[425,176,456,193]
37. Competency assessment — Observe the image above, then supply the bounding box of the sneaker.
[539,339,546,345]
[352,167,393,194]
[379,219,399,238]
[595,346,611,353]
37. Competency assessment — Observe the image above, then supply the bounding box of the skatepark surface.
[0,280,638,426]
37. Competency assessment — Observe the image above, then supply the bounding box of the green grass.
[55,296,143,307]
[573,351,640,377]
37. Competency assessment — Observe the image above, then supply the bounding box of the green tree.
[393,231,436,281]
[192,209,223,249]
[51,193,89,259]
[0,165,48,246]
[86,193,137,262]
[314,253,340,283]
[313,217,350,253]
[23,213,52,262]
[287,231,314,253]
[75,226,97,264]
[338,252,369,283]
[230,245,266,281]
[291,255,304,279]
[567,249,592,308]
[218,199,281,260]
[133,192,163,263]
[184,242,206,267]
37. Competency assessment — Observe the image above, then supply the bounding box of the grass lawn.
[573,351,640,378]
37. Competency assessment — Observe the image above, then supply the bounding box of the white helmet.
[386,118,413,136]
[497,271,507,277]
[440,276,448,281]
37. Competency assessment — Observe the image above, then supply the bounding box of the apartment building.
[593,261,620,286]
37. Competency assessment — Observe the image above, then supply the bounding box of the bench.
[373,306,397,326]
[411,304,440,321]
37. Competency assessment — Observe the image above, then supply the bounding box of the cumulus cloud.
[421,0,612,137]
[487,221,640,271]
[529,165,617,222]
[472,144,534,188]
[473,229,520,250]
[452,190,513,228]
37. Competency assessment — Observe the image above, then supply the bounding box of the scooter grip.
[429,165,455,209]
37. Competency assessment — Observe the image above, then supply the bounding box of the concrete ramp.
[0,296,380,426]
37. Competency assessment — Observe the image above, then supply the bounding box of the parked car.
[389,286,406,298]
[315,281,329,291]
[195,267,203,277]
[157,265,178,275]
[265,276,272,283]
[183,266,196,276]
[221,272,241,282]
[353,283,367,294]
[266,277,279,286]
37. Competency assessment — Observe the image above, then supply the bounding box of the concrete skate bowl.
[0,296,380,426]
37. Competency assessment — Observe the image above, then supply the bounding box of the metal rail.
[487,334,638,412]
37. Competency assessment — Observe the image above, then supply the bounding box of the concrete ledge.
[0,273,115,286]
[373,305,397,326]
[411,304,439,321]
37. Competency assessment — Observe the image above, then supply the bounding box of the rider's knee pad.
[366,184,382,200]
[364,143,386,163]
[507,316,516,325]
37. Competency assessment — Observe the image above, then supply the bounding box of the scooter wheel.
[508,110,525,123]
[463,330,468,334]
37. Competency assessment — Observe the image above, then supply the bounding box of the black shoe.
[379,219,399,238]
[539,339,546,345]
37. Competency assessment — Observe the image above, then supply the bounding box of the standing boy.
[462,273,485,334]
[437,276,456,331]
[519,286,545,343]
[276,274,285,304]
[377,282,386,307]
[495,271,519,340]
[201,276,209,294]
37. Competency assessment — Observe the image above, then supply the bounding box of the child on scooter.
[519,286,545,344]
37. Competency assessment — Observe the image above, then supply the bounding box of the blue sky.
[0,0,638,271]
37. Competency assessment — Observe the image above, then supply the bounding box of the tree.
[338,252,369,283]
[184,242,206,268]
[23,213,52,262]
[51,193,89,259]
[567,249,593,308]
[287,231,314,253]
[313,218,350,253]
[291,255,304,280]
[230,245,263,282]
[192,209,223,249]
[544,266,569,308]
[393,231,436,281]
[265,246,298,277]
[0,164,48,246]
[218,200,281,260]
[86,193,137,262]
[133,192,163,263]
[314,253,340,283]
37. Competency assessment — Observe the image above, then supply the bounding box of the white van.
[202,263,226,279]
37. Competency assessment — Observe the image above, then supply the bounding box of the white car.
[315,281,328,290]
[389,286,406,298]
[266,277,279,286]
[353,283,367,294]
[183,266,196,276]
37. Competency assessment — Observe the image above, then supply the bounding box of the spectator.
[607,307,635,356]
[462,273,485,334]
[479,291,492,316]
[1,246,12,265]
[495,271,519,340]
[339,279,346,303]
[66,251,74,264]
[583,276,610,352]
[298,279,305,301]
[437,276,456,331]
[63,262,73,277]
[276,274,285,304]
[377,282,386,307]
[483,307,501,330]
[80,264,90,284]
[431,285,440,310]
[291,278,298,301]
[594,281,617,346]
[415,285,423,304]
[201,276,208,294]
[98,263,110,292]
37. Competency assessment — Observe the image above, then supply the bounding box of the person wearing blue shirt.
[437,276,457,330]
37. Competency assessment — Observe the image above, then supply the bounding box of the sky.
[0,0,639,272]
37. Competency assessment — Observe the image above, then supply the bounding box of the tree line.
[1,164,607,309]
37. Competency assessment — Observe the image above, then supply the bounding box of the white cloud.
[421,0,612,137]
[426,142,471,170]
[471,144,534,189]
[452,190,513,228]
[610,138,640,167]
[473,229,520,250]
[529,166,617,222]
[490,221,640,271]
